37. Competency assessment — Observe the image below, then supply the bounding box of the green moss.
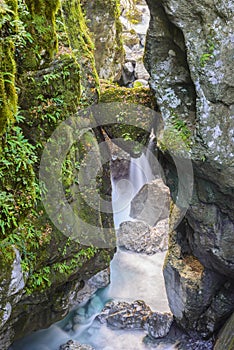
[61,0,99,105]
[17,0,60,71]
[158,112,193,153]
[0,0,112,309]
[100,82,157,109]
[0,0,18,136]
[18,55,81,153]
[114,0,124,59]
[25,247,96,294]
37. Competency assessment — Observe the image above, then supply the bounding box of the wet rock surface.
[111,157,130,180]
[97,300,152,329]
[214,311,234,350]
[145,0,234,338]
[119,0,150,86]
[144,322,214,349]
[163,233,234,338]
[60,340,95,350]
[69,268,110,308]
[97,300,173,337]
[117,219,168,254]
[145,312,173,339]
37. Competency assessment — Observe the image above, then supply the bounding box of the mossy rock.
[98,83,159,156]
[18,55,81,154]
[0,1,18,136]
[17,0,60,71]
[100,82,157,109]
[81,0,124,81]
[61,0,99,105]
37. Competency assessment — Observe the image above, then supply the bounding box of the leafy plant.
[0,121,37,236]
[200,34,215,67]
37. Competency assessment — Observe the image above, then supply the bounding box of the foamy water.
[11,141,172,350]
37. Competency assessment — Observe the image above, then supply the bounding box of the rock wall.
[81,0,124,81]
[145,0,234,339]
[0,1,114,348]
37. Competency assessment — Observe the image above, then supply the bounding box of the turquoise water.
[11,149,172,350]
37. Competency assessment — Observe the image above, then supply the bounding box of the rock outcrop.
[214,311,234,350]
[117,219,168,254]
[60,340,95,350]
[130,179,170,226]
[145,0,234,339]
[97,300,173,338]
[81,0,124,81]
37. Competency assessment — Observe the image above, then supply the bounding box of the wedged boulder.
[135,61,150,81]
[97,300,173,338]
[130,179,170,226]
[120,61,136,86]
[60,340,94,350]
[117,219,168,254]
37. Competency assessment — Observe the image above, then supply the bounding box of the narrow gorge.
[0,1,233,350]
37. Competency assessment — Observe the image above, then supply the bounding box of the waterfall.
[11,131,174,350]
[112,130,155,228]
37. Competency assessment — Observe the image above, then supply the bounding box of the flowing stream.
[11,142,174,350]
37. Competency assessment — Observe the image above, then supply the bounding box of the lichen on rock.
[145,0,234,339]
[81,0,124,81]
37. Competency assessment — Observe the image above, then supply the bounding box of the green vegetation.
[61,0,99,106]
[200,32,215,67]
[0,0,18,135]
[0,115,37,236]
[0,0,113,303]
[100,81,157,109]
[17,0,60,70]
[25,243,98,293]
[158,112,193,153]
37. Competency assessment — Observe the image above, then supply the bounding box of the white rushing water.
[112,135,155,228]
[11,140,173,350]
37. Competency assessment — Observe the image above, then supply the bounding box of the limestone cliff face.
[145,0,234,338]
[81,0,124,81]
[0,1,114,348]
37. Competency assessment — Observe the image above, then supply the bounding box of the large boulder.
[97,300,173,338]
[130,179,170,226]
[117,219,169,254]
[97,300,152,329]
[81,0,124,81]
[163,234,234,337]
[145,312,173,339]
